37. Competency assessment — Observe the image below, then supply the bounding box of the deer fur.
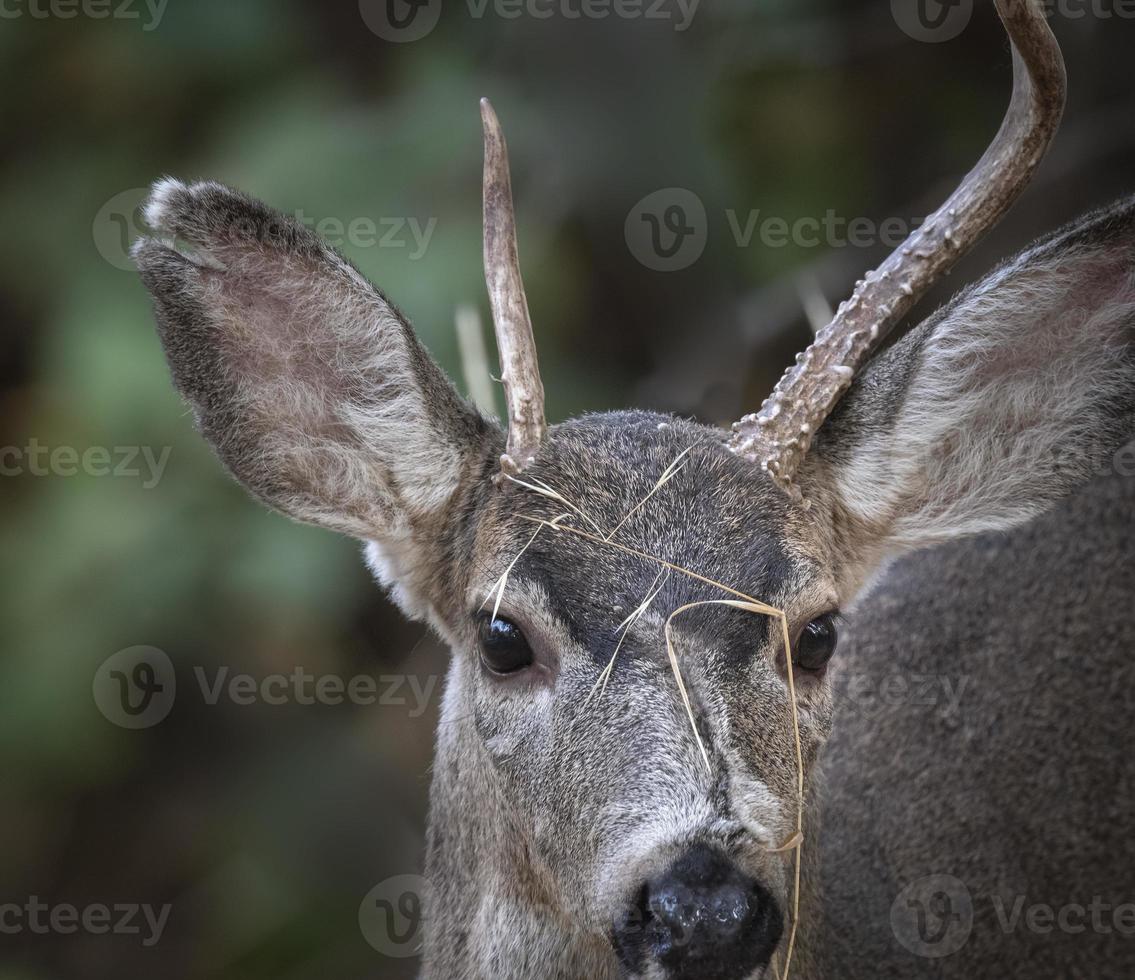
[810,467,1135,978]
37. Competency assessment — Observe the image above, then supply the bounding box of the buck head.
[132,2,1135,977]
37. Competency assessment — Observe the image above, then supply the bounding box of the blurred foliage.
[0,1,1132,977]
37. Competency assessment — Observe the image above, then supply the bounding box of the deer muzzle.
[611,842,783,980]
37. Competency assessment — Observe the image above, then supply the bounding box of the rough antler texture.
[481,98,547,475]
[728,0,1067,496]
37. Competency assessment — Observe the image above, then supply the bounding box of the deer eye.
[476,614,535,675]
[794,613,839,672]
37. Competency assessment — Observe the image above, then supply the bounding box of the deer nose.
[612,844,783,980]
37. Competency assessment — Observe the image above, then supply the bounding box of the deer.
[131,0,1135,975]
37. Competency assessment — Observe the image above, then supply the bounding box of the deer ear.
[133,180,499,612]
[803,198,1135,587]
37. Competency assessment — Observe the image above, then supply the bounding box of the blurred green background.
[1,1,1132,977]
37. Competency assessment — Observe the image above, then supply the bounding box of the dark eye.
[794,613,839,672]
[476,614,535,675]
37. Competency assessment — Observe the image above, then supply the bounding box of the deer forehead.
[466,413,837,640]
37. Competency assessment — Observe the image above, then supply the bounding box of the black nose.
[612,844,783,980]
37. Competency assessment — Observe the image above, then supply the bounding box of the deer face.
[440,414,836,977]
[134,4,1135,975]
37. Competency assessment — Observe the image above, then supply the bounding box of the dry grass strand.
[506,474,606,535]
[586,567,669,704]
[481,512,571,621]
[604,445,692,542]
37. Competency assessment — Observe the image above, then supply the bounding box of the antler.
[727,0,1066,496]
[481,98,547,475]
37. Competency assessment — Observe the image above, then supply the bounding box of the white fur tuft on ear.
[143,176,189,230]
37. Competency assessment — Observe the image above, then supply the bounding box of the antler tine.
[728,0,1066,496]
[481,97,547,475]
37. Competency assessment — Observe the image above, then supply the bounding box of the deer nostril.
[712,886,751,927]
[649,880,751,941]
[612,844,782,980]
